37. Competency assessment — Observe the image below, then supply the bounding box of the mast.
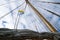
[25,0,57,32]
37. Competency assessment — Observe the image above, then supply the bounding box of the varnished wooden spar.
[25,0,57,32]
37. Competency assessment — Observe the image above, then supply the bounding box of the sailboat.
[0,0,60,40]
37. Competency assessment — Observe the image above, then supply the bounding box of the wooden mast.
[25,0,57,32]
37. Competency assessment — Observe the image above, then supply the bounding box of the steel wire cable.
[25,0,51,32]
[30,1,60,17]
[32,1,60,17]
[35,1,60,4]
[0,2,25,20]
[38,5,60,17]
[28,4,39,32]
[0,0,23,6]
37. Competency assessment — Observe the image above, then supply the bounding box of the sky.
[32,0,60,31]
[0,0,60,32]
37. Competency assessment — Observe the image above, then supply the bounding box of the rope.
[0,2,25,20]
[14,14,20,30]
[14,2,27,30]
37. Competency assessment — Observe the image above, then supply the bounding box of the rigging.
[0,2,25,20]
